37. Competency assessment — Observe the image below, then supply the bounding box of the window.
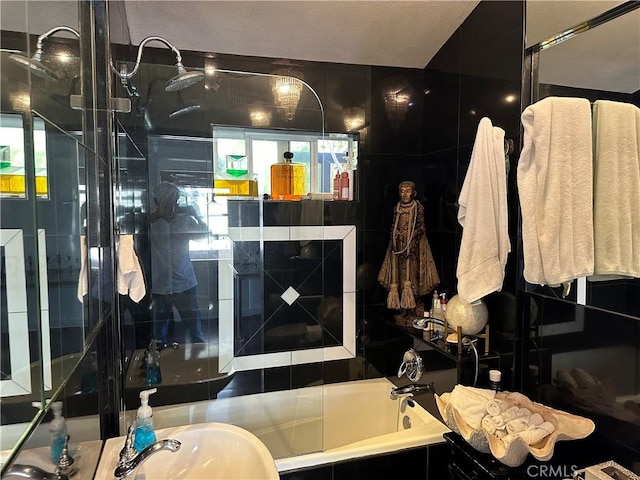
[0,113,48,198]
[212,126,357,197]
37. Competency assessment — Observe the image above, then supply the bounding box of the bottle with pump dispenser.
[32,400,67,464]
[134,388,157,453]
[145,339,162,386]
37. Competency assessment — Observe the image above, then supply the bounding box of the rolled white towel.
[518,407,532,417]
[528,413,544,427]
[517,425,553,445]
[449,385,496,429]
[486,399,507,416]
[494,429,507,439]
[482,415,496,434]
[538,421,555,435]
[500,406,527,423]
[506,417,529,435]
[491,415,507,429]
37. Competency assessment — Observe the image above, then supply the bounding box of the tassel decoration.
[400,280,416,309]
[387,283,400,309]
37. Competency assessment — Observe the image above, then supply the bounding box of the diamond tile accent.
[281,286,300,306]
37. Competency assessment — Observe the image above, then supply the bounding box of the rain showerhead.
[169,103,201,119]
[9,52,60,81]
[113,37,204,94]
[168,90,202,119]
[165,66,205,92]
[9,26,79,82]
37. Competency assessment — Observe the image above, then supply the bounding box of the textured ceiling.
[122,1,479,68]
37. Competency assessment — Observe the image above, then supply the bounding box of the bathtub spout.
[390,382,434,400]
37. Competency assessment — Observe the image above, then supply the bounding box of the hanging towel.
[117,234,146,303]
[76,234,88,302]
[457,117,510,303]
[590,100,640,281]
[517,97,594,286]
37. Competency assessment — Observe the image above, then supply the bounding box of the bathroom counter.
[1,439,102,480]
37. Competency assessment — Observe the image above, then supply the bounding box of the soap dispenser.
[32,400,67,464]
[145,339,162,386]
[134,388,157,452]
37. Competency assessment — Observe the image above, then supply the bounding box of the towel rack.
[504,138,514,156]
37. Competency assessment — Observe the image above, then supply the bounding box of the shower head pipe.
[112,36,204,91]
[9,26,79,81]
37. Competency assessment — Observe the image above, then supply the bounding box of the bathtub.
[149,377,450,473]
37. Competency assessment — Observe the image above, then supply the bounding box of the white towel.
[506,417,529,435]
[486,398,507,416]
[76,235,88,302]
[457,117,510,303]
[590,100,640,281]
[517,97,594,286]
[117,234,146,303]
[448,385,496,429]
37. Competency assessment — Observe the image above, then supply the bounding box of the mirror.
[525,2,640,320]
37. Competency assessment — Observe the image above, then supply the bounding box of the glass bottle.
[270,151,305,200]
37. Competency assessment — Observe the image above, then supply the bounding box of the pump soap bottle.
[145,339,162,386]
[134,388,158,452]
[32,400,67,464]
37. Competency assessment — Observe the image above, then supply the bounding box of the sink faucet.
[114,425,181,479]
[5,436,76,480]
[3,464,68,480]
[390,382,435,400]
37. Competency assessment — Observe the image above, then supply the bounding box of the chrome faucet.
[390,382,435,400]
[3,464,68,480]
[114,425,181,479]
[5,436,76,480]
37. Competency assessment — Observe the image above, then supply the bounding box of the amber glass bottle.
[270,151,305,200]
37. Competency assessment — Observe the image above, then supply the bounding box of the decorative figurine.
[378,181,440,322]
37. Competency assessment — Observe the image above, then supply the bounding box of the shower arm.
[33,26,80,60]
[111,36,184,83]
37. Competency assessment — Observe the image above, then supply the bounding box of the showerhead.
[165,65,205,92]
[169,103,201,119]
[9,27,79,82]
[9,52,60,82]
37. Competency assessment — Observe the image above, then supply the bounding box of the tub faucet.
[390,382,435,400]
[114,425,181,479]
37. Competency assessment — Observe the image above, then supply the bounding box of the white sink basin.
[95,423,279,479]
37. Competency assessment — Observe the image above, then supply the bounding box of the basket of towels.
[435,385,595,467]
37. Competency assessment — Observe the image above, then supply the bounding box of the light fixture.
[343,107,365,132]
[9,26,80,82]
[113,36,204,93]
[249,107,271,127]
[272,69,304,121]
[383,77,412,126]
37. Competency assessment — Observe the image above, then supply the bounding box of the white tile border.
[219,225,357,373]
[0,229,51,397]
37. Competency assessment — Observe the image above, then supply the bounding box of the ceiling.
[1,1,636,92]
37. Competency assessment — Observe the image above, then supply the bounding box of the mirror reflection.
[527,3,640,320]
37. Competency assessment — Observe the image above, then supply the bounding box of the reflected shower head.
[169,103,201,119]
[165,65,205,92]
[9,51,60,82]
